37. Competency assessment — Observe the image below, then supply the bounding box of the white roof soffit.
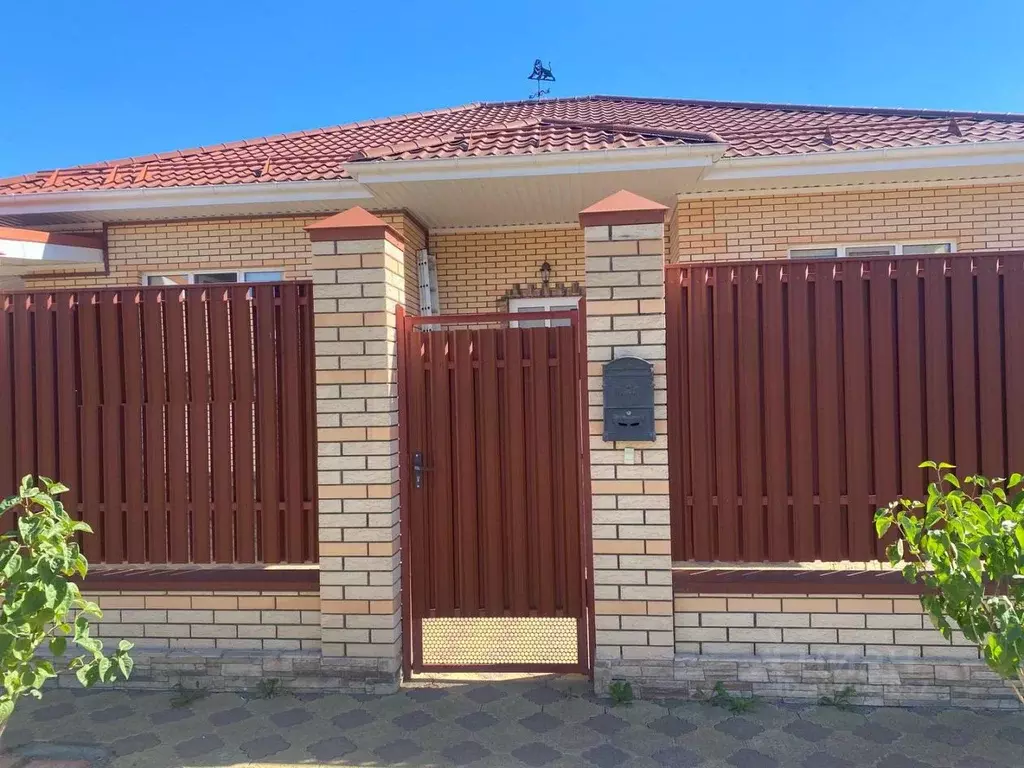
[0,227,104,276]
[0,179,375,225]
[342,145,727,228]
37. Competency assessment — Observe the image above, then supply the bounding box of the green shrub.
[0,476,134,725]
[875,462,1024,703]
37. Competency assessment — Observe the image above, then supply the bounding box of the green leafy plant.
[700,681,757,713]
[875,462,1024,703]
[255,677,281,699]
[170,680,208,708]
[818,685,856,710]
[0,476,134,726]
[608,680,633,706]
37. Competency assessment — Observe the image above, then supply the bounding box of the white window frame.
[509,295,580,328]
[788,241,956,259]
[141,268,285,286]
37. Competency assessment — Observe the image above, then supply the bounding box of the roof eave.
[0,178,373,217]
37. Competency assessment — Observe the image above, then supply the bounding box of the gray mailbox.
[602,357,655,441]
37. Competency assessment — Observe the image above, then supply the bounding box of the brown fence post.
[579,190,675,692]
[306,208,405,693]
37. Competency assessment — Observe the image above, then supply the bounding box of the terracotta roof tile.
[3,95,1023,195]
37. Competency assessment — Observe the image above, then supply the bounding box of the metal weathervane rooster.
[528,60,555,99]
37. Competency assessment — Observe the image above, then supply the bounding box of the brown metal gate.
[398,309,591,676]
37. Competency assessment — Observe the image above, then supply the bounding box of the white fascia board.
[704,141,1024,182]
[0,179,374,216]
[344,144,730,184]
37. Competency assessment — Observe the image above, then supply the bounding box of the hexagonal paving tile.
[874,756,931,768]
[801,751,854,768]
[852,722,899,745]
[584,712,629,734]
[307,735,357,761]
[442,739,491,765]
[648,714,696,738]
[406,687,449,703]
[331,709,375,730]
[783,718,833,743]
[208,706,251,726]
[728,748,779,768]
[583,743,632,768]
[716,717,765,740]
[651,745,702,767]
[519,712,563,734]
[511,741,563,767]
[149,708,194,725]
[458,711,500,732]
[109,732,160,757]
[241,734,291,760]
[173,734,224,759]
[375,738,423,763]
[463,685,507,705]
[392,709,436,730]
[996,726,1024,746]
[522,687,563,706]
[268,706,313,728]
[89,704,134,723]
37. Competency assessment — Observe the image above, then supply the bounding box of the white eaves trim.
[703,140,1024,182]
[0,179,374,216]
[343,144,730,183]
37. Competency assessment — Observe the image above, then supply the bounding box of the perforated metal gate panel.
[421,618,578,667]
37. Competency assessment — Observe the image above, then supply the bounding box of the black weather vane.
[528,59,555,100]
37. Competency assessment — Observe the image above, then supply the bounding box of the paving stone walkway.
[3,675,1023,767]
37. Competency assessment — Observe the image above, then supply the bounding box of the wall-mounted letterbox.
[603,357,655,442]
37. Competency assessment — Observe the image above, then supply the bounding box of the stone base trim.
[596,654,1023,710]
[58,649,399,695]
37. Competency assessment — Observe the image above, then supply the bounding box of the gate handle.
[412,451,432,490]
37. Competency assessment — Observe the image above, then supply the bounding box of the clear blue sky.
[2,0,1022,178]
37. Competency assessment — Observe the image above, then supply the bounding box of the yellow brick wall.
[673,182,1024,262]
[21,212,425,308]
[88,590,320,652]
[432,227,584,314]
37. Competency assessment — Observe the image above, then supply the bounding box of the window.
[509,296,580,328]
[790,242,953,259]
[144,269,284,286]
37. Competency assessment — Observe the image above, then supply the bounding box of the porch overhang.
[343,144,728,228]
[0,226,105,275]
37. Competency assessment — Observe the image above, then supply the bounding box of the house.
[1,95,1022,705]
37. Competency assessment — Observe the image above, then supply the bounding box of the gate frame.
[396,305,595,680]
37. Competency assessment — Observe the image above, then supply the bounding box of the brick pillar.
[580,191,675,691]
[306,207,404,693]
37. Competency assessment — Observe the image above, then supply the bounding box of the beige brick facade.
[88,591,320,652]
[673,182,1024,262]
[20,212,424,307]
[432,227,584,313]
[308,209,404,692]
[582,194,674,668]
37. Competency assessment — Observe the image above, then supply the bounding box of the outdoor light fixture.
[539,260,551,286]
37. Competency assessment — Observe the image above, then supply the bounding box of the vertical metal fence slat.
[841,265,873,560]
[665,268,689,560]
[814,265,843,560]
[712,266,739,562]
[428,331,455,613]
[736,265,764,561]
[186,290,212,564]
[121,291,146,563]
[12,296,35,488]
[1005,256,1024,475]
[453,330,479,615]
[54,294,80,523]
[254,285,280,563]
[230,286,256,563]
[787,265,816,560]
[760,265,791,561]
[209,288,235,563]
[32,294,57,481]
[476,330,504,614]
[686,269,713,560]
[142,292,168,563]
[923,258,953,469]
[279,286,304,564]
[976,257,1005,477]
[504,330,530,615]
[950,257,979,477]
[77,294,103,561]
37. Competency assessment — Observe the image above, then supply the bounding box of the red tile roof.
[3,95,1023,195]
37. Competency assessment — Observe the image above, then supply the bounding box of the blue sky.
[1,0,1021,178]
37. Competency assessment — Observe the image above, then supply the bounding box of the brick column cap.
[306,206,404,246]
[579,190,668,227]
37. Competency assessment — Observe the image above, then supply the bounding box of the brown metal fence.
[666,252,1024,563]
[0,283,317,565]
